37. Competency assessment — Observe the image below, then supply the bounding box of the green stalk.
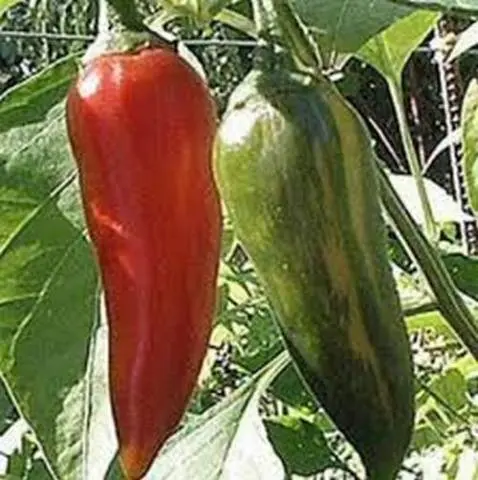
[106,0,145,32]
[98,0,109,35]
[270,0,320,73]
[386,71,437,241]
[215,10,257,39]
[250,0,277,43]
[83,0,176,63]
[379,167,478,360]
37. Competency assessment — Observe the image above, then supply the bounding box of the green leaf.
[442,253,478,301]
[146,352,289,479]
[264,415,335,476]
[270,363,316,413]
[406,310,458,340]
[389,0,478,15]
[235,305,283,373]
[0,90,102,478]
[289,0,415,55]
[430,368,468,412]
[388,173,473,225]
[0,185,99,479]
[411,423,442,449]
[215,9,257,38]
[0,54,81,134]
[452,353,478,379]
[0,102,84,228]
[357,10,438,80]
[415,401,450,442]
[414,368,471,454]
[0,0,20,17]
[25,459,52,480]
[461,78,478,214]
[214,261,283,373]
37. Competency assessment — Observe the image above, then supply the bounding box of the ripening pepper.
[66,45,221,479]
[214,67,415,479]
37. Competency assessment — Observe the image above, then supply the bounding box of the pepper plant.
[0,0,478,479]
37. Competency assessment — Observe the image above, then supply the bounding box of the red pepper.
[66,46,221,479]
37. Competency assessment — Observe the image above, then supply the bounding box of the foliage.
[0,0,95,93]
[0,0,478,479]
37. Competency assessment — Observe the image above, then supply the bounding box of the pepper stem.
[106,0,145,32]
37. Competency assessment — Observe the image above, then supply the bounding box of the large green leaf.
[290,0,415,55]
[0,53,80,135]
[0,208,99,478]
[0,101,84,228]
[357,10,438,80]
[0,185,100,479]
[387,173,473,225]
[145,352,289,479]
[0,87,103,477]
[461,79,478,214]
[389,0,478,14]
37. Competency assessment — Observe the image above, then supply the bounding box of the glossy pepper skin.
[214,69,414,479]
[66,47,221,479]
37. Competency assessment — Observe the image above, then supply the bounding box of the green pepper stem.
[270,0,321,72]
[106,0,146,32]
[250,0,277,44]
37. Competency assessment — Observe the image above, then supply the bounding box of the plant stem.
[97,0,109,35]
[270,0,320,72]
[386,69,437,241]
[250,0,276,43]
[379,167,478,360]
[106,0,145,32]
